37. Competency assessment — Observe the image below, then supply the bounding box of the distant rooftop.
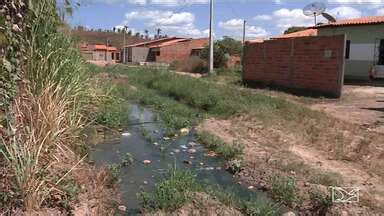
[126,37,186,48]
[271,29,318,39]
[314,15,384,28]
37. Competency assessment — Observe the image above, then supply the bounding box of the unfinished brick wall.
[157,38,208,63]
[243,35,345,97]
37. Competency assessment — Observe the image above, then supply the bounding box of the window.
[156,51,160,56]
[379,39,384,65]
[111,52,115,60]
[345,40,351,59]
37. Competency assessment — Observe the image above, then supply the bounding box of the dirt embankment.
[199,113,384,215]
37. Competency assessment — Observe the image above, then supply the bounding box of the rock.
[180,128,190,134]
[122,132,131,137]
[188,148,197,154]
[183,160,192,165]
[118,205,127,212]
[143,160,151,165]
[282,211,295,216]
[248,186,254,190]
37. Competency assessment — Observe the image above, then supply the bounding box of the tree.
[200,43,227,68]
[216,36,242,56]
[284,26,307,34]
[144,29,149,39]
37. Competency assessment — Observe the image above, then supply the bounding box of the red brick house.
[123,37,208,64]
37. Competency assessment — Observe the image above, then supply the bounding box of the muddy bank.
[199,116,384,215]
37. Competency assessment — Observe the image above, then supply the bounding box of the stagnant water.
[90,104,268,214]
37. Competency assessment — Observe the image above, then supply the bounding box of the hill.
[71,29,148,48]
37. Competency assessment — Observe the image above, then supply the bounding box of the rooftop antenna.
[303,2,326,26]
[322,12,337,23]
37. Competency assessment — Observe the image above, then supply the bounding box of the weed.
[95,95,129,128]
[107,164,121,184]
[309,189,333,215]
[197,131,242,160]
[227,159,243,174]
[270,175,298,206]
[242,196,281,216]
[121,153,134,167]
[139,167,198,212]
[309,171,343,186]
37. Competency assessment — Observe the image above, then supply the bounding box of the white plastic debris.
[121,132,131,137]
[188,149,197,154]
[180,128,190,134]
[143,160,151,165]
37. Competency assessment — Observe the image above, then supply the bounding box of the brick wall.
[157,38,208,63]
[243,35,346,97]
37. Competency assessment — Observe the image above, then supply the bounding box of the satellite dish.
[322,12,337,23]
[303,2,326,26]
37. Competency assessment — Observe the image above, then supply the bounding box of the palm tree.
[156,28,162,37]
[144,29,149,39]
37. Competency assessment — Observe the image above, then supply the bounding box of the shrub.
[196,131,242,160]
[242,196,281,216]
[181,56,207,74]
[200,43,227,68]
[270,175,298,206]
[139,168,198,212]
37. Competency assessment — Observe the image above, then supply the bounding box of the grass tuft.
[270,175,298,206]
[197,131,242,160]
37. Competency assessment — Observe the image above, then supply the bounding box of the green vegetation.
[196,131,242,160]
[95,94,129,128]
[139,168,198,212]
[270,175,298,206]
[200,43,228,68]
[242,197,281,216]
[1,0,94,212]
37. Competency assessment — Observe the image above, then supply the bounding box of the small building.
[122,37,208,64]
[314,16,384,80]
[271,29,318,40]
[80,44,120,63]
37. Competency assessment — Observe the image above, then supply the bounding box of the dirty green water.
[89,104,269,215]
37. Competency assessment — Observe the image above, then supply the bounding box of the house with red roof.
[122,37,208,64]
[80,43,120,64]
[313,15,384,80]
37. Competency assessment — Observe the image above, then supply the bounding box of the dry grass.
[1,84,85,212]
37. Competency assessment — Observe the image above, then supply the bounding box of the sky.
[63,0,384,39]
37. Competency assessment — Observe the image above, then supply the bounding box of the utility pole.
[208,0,214,74]
[123,26,128,64]
[241,20,246,80]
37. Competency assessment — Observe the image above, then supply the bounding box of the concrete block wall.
[243,35,346,97]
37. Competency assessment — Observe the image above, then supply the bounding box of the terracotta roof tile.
[272,29,318,39]
[315,15,384,28]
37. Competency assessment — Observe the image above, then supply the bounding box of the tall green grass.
[1,0,91,212]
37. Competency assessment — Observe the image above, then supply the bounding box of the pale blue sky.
[63,0,384,39]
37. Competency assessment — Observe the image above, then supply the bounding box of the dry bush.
[1,84,84,212]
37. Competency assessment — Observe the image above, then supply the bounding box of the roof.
[149,38,190,48]
[271,29,318,39]
[93,44,118,51]
[126,37,186,48]
[314,15,384,28]
[247,38,264,44]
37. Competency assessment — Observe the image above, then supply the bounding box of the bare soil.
[311,85,384,134]
[198,113,384,215]
[146,193,242,216]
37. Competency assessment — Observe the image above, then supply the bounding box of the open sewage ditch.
[89,104,276,215]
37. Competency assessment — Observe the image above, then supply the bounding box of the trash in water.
[153,142,159,146]
[199,162,204,166]
[143,160,151,165]
[143,181,148,185]
[216,167,222,170]
[188,141,197,147]
[163,137,170,141]
[248,186,254,189]
[118,205,127,212]
[183,160,192,165]
[188,149,197,154]
[190,156,195,159]
[206,167,215,171]
[173,149,180,153]
[170,152,175,155]
[205,151,217,157]
[122,132,131,137]
[153,130,159,134]
[180,145,188,149]
[180,128,190,134]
